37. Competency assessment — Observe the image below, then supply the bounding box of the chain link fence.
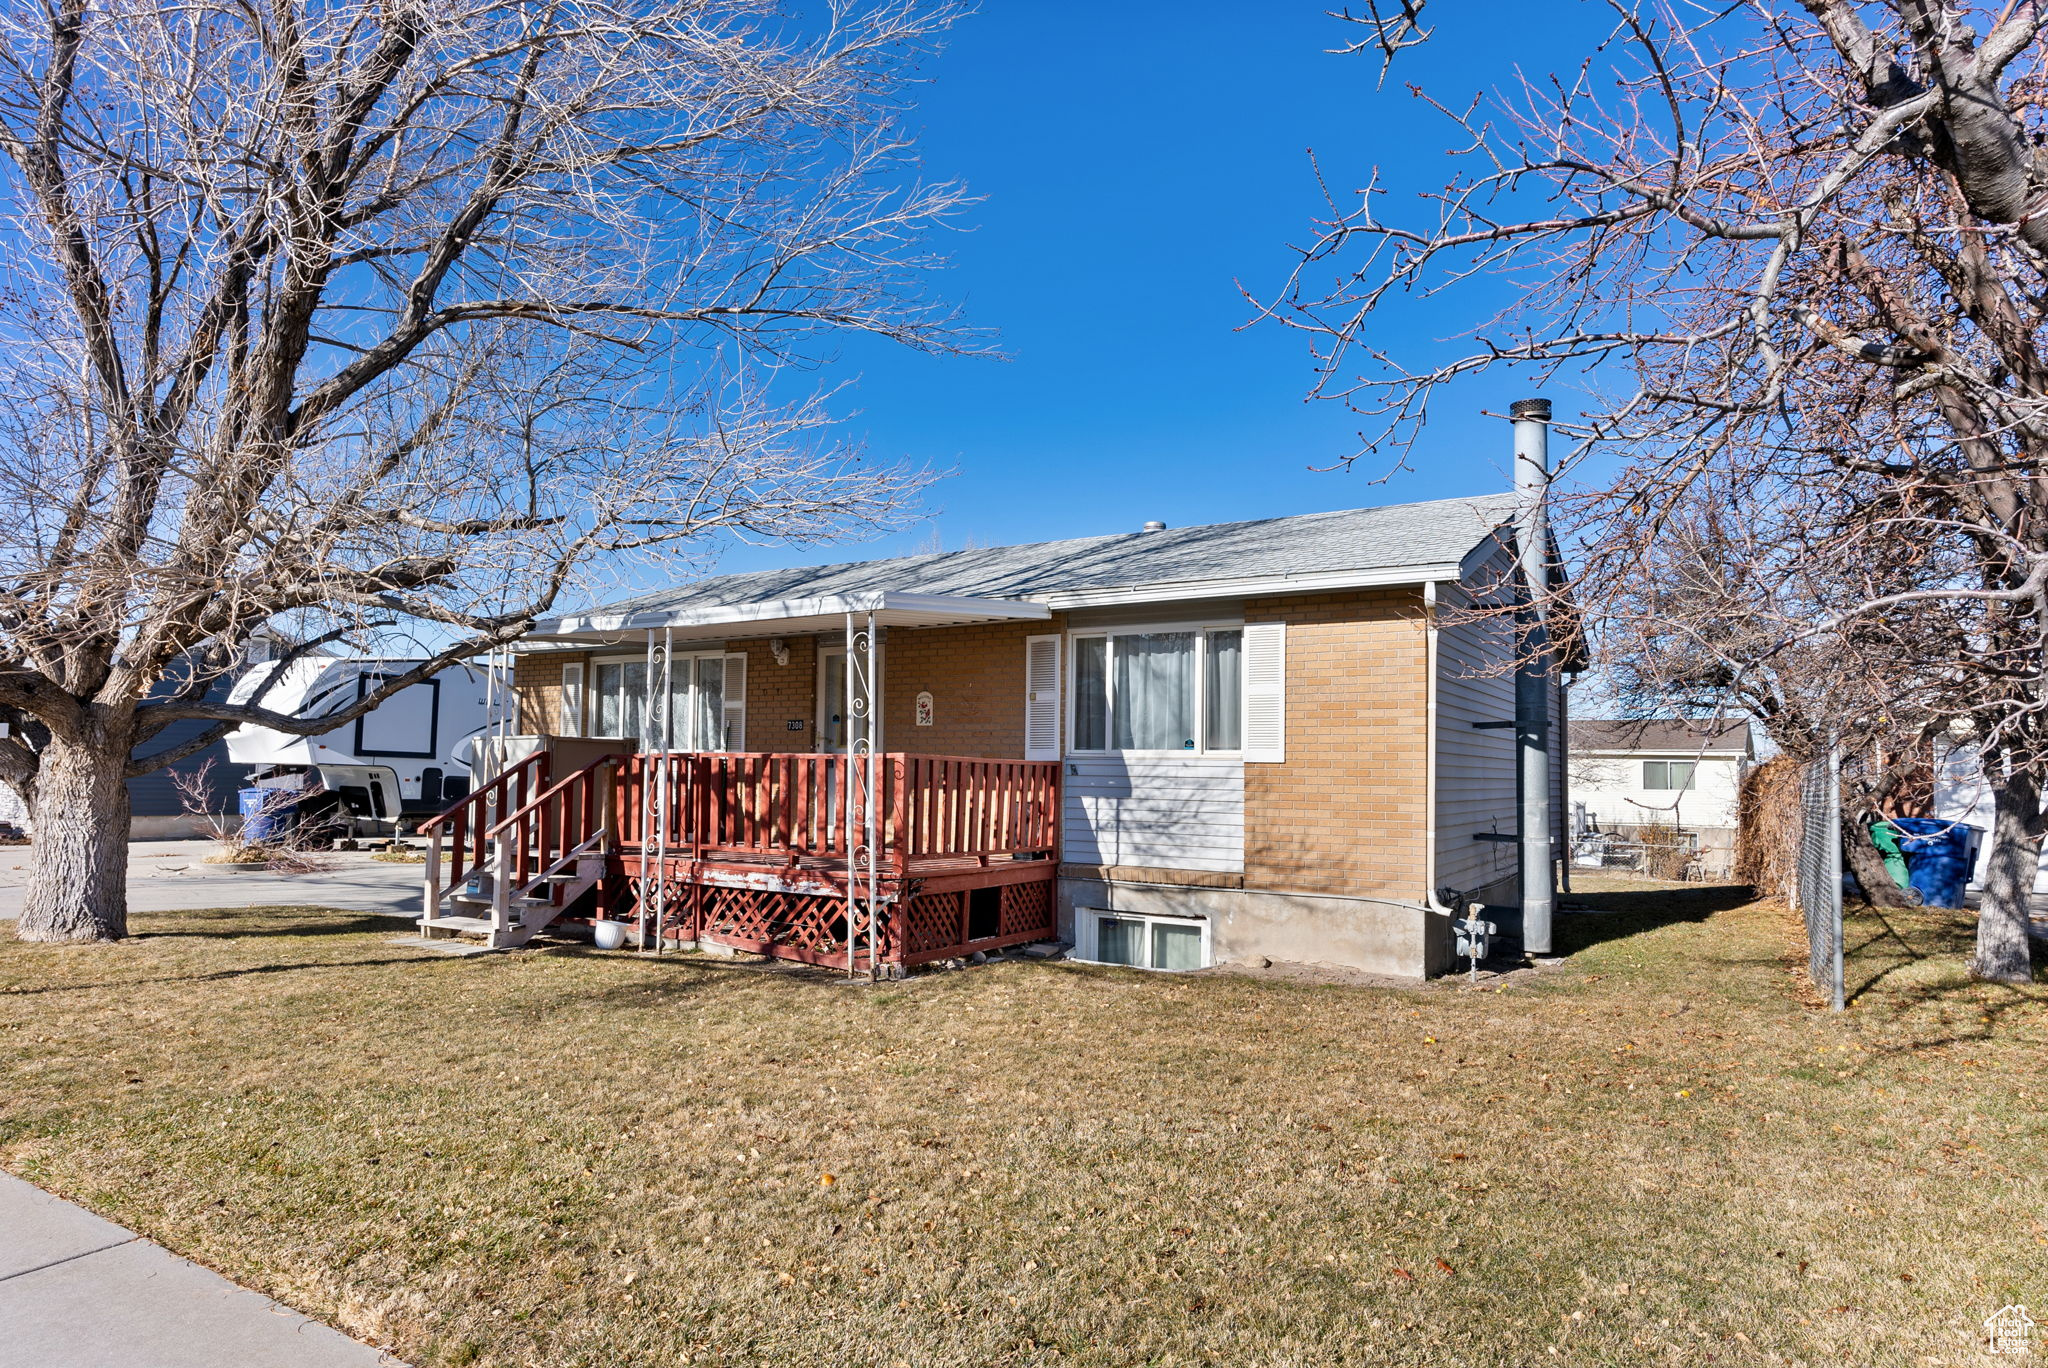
[1794,746,1845,1011]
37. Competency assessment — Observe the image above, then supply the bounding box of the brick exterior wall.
[512,651,588,735]
[1241,588,1429,899]
[506,619,1056,760]
[738,635,819,750]
[881,617,1059,758]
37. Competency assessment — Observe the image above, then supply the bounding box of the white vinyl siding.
[1574,753,1744,831]
[1061,753,1244,873]
[1432,560,1569,899]
[1432,580,1520,898]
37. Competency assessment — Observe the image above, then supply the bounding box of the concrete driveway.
[0,839,426,922]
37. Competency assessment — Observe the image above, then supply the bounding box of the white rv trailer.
[225,658,504,836]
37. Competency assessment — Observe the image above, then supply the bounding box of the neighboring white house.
[1570,718,1754,875]
[1930,740,2037,891]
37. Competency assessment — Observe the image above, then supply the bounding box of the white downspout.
[1422,581,1458,920]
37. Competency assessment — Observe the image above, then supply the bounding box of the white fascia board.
[1025,562,1467,611]
[533,590,1050,639]
[1456,526,1517,583]
[879,592,1052,622]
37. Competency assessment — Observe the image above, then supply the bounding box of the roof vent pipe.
[1141,520,1167,532]
[1511,396,1555,958]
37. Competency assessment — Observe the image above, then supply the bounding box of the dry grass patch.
[0,888,2042,1367]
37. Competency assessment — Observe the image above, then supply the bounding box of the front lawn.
[0,887,2040,1366]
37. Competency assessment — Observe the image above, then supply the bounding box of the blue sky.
[702,2,1617,579]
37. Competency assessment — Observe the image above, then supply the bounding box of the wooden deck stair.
[419,752,612,950]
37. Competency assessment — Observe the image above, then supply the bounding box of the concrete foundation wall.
[1059,875,1453,979]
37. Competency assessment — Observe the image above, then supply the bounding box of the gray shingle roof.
[574,492,1523,618]
[1572,719,1754,754]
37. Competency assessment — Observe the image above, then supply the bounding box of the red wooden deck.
[423,750,1060,969]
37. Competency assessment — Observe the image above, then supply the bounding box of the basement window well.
[1078,909,1209,971]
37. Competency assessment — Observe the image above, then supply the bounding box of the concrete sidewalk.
[0,1171,405,1367]
[0,839,424,922]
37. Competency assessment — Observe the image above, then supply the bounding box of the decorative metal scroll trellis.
[843,612,882,977]
[1795,745,1845,1011]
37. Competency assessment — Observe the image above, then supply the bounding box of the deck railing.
[612,751,1059,868]
[486,754,612,902]
[421,751,1059,918]
[419,750,549,909]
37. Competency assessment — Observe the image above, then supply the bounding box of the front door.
[817,647,849,751]
[816,645,878,754]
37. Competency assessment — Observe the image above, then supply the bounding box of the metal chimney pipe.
[1511,397,1555,958]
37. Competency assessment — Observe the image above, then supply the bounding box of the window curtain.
[1096,916,1144,966]
[1073,637,1109,750]
[1151,922,1202,971]
[1112,632,1195,751]
[693,657,724,750]
[595,661,647,740]
[1204,630,1242,750]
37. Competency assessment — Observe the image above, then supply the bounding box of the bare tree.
[1262,0,2048,983]
[0,0,972,943]
[1594,482,1956,904]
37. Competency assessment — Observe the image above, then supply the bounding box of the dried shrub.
[1635,822,1697,881]
[172,760,334,875]
[1735,758,1801,902]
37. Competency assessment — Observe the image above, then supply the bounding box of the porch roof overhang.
[522,589,1051,650]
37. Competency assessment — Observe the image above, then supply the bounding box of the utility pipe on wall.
[1511,397,1556,957]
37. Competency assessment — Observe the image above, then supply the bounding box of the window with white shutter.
[560,661,585,736]
[1241,621,1286,762]
[722,652,747,751]
[1024,634,1061,760]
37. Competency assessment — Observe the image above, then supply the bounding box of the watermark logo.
[1987,1305,2037,1356]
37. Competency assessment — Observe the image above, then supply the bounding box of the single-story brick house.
[423,492,1568,976]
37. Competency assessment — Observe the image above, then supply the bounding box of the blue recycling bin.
[1886,817,1984,909]
[237,787,293,844]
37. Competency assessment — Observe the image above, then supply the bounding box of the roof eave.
[528,589,1052,643]
[1025,561,1470,610]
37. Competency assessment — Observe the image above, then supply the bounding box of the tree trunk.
[15,731,132,943]
[1975,767,2040,984]
[1842,813,1922,908]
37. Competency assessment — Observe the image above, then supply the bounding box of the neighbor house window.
[1643,760,1696,790]
[1083,910,1208,971]
[1070,627,1243,753]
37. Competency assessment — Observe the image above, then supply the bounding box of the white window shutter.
[1024,634,1061,760]
[560,661,584,736]
[722,652,747,751]
[1241,622,1286,762]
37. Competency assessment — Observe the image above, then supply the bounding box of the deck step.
[421,915,495,934]
[451,892,553,909]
